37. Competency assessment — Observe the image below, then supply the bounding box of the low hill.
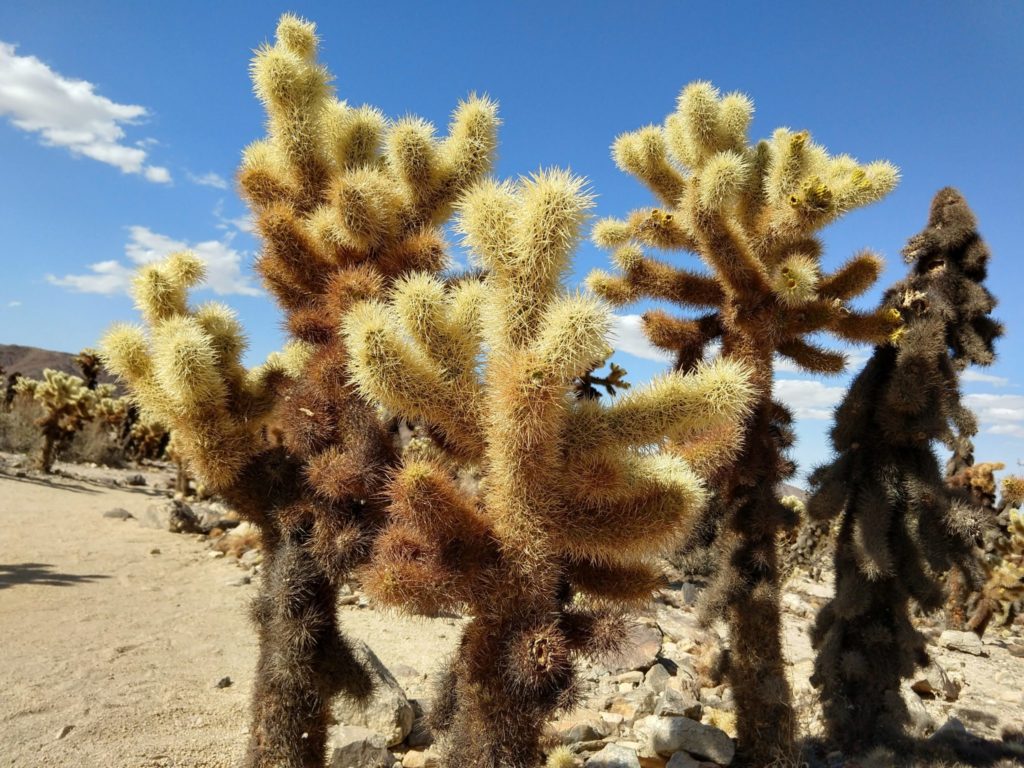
[0,343,118,387]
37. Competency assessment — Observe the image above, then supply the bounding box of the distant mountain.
[0,344,119,387]
[777,482,808,503]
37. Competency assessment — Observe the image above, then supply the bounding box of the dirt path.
[0,470,459,768]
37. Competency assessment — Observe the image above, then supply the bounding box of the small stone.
[655,687,702,720]
[56,724,74,740]
[138,500,203,534]
[226,575,252,587]
[644,663,672,694]
[551,709,610,745]
[938,630,986,656]
[149,548,161,555]
[125,474,146,486]
[607,686,657,726]
[647,716,734,764]
[329,640,413,747]
[209,550,226,558]
[328,725,391,768]
[902,684,935,737]
[586,743,641,768]
[911,660,960,702]
[401,749,440,768]
[595,623,663,675]
[338,594,359,606]
[665,752,700,768]
[102,508,133,520]
[215,676,233,689]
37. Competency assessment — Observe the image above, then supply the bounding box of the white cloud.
[774,378,847,420]
[7,300,21,307]
[188,171,228,189]
[0,41,169,182]
[47,225,261,297]
[774,344,870,375]
[609,314,672,362]
[962,369,1010,387]
[964,393,1024,439]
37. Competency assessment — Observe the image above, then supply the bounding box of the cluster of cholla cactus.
[587,81,900,763]
[806,188,1003,751]
[342,170,754,766]
[966,475,1024,635]
[13,369,103,472]
[102,13,500,767]
[74,348,102,390]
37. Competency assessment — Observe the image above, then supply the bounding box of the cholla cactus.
[3,370,22,411]
[587,81,900,763]
[102,14,498,768]
[343,170,754,767]
[128,412,169,461]
[968,507,1024,635]
[14,369,98,472]
[807,188,1003,751]
[75,347,102,390]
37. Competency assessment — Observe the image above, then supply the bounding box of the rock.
[781,593,811,617]
[655,687,702,720]
[56,724,74,740]
[595,623,663,675]
[665,753,700,768]
[551,709,610,744]
[655,609,702,645]
[644,663,673,694]
[149,548,161,555]
[102,508,133,520]
[938,630,986,656]
[124,474,146,486]
[910,661,959,702]
[328,725,391,768]
[214,676,232,689]
[647,716,734,764]
[330,640,413,747]
[137,500,203,534]
[607,686,657,726]
[586,743,641,768]
[226,575,252,587]
[401,749,440,768]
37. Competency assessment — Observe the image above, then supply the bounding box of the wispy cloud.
[774,378,847,420]
[188,171,228,189]
[0,41,169,182]
[47,225,260,297]
[962,369,1010,387]
[7,300,21,308]
[609,314,672,362]
[964,393,1024,439]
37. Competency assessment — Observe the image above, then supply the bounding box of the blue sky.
[1,1,1022,480]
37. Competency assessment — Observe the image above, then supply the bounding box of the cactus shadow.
[0,562,110,590]
[0,470,102,494]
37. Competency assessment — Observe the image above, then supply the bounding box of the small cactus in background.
[588,81,900,764]
[3,370,22,411]
[967,477,1024,635]
[14,369,98,472]
[343,169,754,767]
[807,188,1003,752]
[74,347,102,390]
[102,13,498,768]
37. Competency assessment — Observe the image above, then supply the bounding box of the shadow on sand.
[0,562,110,590]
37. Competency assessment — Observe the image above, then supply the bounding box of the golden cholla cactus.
[588,82,901,764]
[74,347,102,390]
[103,14,498,768]
[969,508,1024,635]
[343,170,754,767]
[15,369,98,472]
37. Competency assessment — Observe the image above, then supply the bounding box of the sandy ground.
[0,459,460,768]
[0,454,1022,767]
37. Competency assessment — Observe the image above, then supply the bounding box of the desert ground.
[1,452,1022,768]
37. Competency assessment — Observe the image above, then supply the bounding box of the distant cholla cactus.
[343,170,754,767]
[74,347,102,390]
[807,188,1003,752]
[128,412,169,462]
[968,507,1024,635]
[4,370,24,411]
[948,460,1006,511]
[587,81,900,764]
[574,360,630,400]
[93,393,128,432]
[15,369,98,472]
[102,13,498,768]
